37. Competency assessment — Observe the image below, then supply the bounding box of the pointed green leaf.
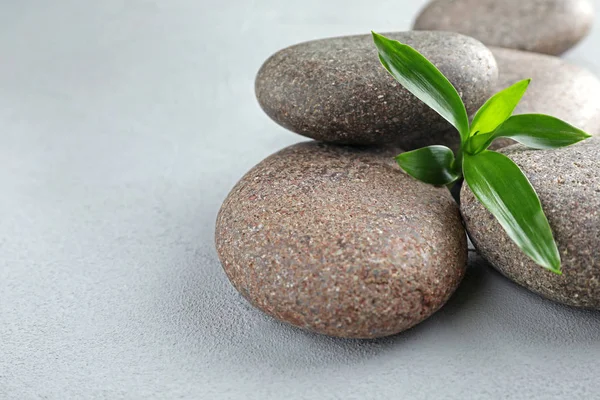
[463,151,561,274]
[468,114,592,153]
[372,32,470,143]
[470,79,531,137]
[395,146,460,186]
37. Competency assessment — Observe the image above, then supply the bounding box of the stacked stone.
[216,0,600,338]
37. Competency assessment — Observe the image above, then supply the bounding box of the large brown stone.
[216,142,467,338]
[461,138,600,308]
[255,31,497,150]
[413,0,594,55]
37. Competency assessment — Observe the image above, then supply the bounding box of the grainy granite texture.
[461,138,600,308]
[216,142,467,338]
[489,47,600,149]
[413,0,594,55]
[255,31,497,149]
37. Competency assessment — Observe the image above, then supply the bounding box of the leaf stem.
[454,147,464,177]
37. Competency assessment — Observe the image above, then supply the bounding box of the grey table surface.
[1,1,600,399]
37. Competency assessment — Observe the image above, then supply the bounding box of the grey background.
[1,1,599,399]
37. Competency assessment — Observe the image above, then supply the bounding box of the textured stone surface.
[256,31,497,149]
[489,47,600,149]
[461,138,600,308]
[413,0,594,55]
[216,142,467,338]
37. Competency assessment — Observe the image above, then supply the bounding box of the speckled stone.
[413,0,594,55]
[255,32,497,149]
[216,142,467,338]
[489,47,600,149]
[461,138,600,308]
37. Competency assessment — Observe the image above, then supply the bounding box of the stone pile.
[216,0,600,338]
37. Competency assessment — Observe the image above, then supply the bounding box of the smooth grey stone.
[255,31,498,149]
[216,142,467,338]
[489,47,600,149]
[461,138,600,308]
[413,0,595,55]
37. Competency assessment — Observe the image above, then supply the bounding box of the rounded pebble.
[413,0,594,55]
[256,31,497,149]
[216,142,468,338]
[461,138,600,308]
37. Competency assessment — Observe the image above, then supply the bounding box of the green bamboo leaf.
[395,146,460,186]
[463,151,561,274]
[372,32,470,143]
[468,114,592,153]
[470,79,530,137]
